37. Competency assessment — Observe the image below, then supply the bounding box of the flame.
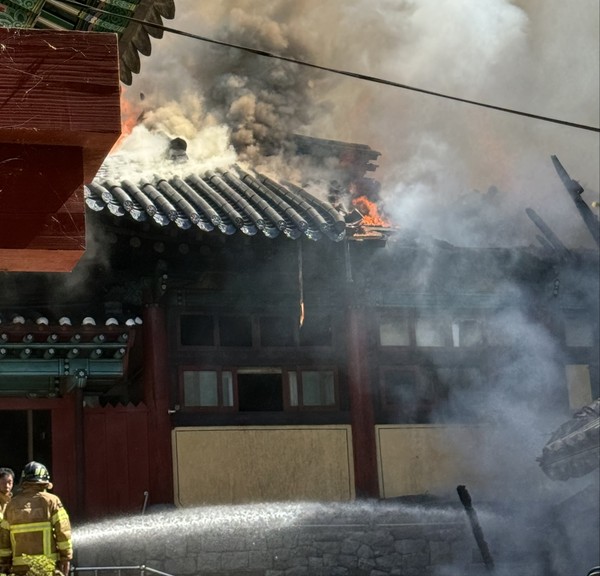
[352,195,390,227]
[110,88,143,153]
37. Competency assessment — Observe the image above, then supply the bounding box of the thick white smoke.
[106,1,599,570]
[120,0,598,248]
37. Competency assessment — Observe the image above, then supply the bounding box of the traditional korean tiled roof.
[0,0,175,85]
[85,165,349,241]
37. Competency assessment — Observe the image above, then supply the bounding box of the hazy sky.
[122,0,599,248]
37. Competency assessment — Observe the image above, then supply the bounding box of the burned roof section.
[290,134,384,208]
[291,135,381,179]
[538,397,600,481]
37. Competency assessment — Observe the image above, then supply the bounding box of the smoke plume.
[101,1,599,571]
[118,0,599,248]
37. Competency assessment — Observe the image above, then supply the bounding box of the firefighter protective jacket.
[0,482,73,574]
[0,492,10,520]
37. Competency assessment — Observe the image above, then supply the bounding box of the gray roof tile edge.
[86,168,347,242]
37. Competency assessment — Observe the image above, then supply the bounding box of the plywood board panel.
[173,426,354,506]
[376,424,491,499]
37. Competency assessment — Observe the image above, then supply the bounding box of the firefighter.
[0,462,73,576]
[0,468,14,520]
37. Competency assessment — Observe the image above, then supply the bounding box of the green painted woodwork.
[0,0,171,84]
[0,356,124,396]
[0,0,45,27]
[0,337,126,395]
[0,0,141,34]
[0,357,124,376]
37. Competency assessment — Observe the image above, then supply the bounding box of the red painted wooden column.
[142,303,174,505]
[50,394,79,517]
[347,304,379,498]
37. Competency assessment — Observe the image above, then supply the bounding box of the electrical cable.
[59,0,600,133]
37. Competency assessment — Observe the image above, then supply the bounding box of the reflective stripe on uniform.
[12,552,59,565]
[52,509,72,553]
[51,509,68,524]
[9,521,54,558]
[56,540,72,551]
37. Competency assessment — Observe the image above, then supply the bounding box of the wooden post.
[347,304,379,498]
[142,303,174,505]
[74,387,85,520]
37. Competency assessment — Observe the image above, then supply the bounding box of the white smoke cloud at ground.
[441,303,573,494]
[371,238,599,571]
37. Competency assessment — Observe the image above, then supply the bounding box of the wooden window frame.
[285,367,340,411]
[378,308,490,349]
[179,365,339,412]
[179,366,237,412]
[378,309,415,348]
[379,365,422,409]
[178,313,218,348]
[177,310,334,351]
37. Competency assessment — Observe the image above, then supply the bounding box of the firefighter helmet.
[21,461,51,484]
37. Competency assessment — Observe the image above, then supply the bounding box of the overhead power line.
[60,0,600,134]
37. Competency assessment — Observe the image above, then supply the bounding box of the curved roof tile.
[85,166,347,242]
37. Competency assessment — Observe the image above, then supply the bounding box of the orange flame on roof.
[110,89,142,153]
[352,195,390,227]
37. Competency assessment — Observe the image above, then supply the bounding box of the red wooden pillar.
[347,305,379,498]
[142,303,174,505]
[53,393,79,518]
[74,387,85,520]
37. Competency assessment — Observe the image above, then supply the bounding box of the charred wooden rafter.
[551,155,600,248]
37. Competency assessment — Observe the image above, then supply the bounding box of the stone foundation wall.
[72,501,494,576]
[76,523,477,576]
[71,486,600,576]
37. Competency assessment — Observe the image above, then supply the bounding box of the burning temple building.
[1,3,598,573]
[0,129,598,521]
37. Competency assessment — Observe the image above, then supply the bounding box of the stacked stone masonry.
[73,501,546,576]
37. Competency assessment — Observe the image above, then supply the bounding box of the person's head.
[21,461,51,486]
[0,468,15,495]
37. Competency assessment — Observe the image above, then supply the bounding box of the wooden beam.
[142,304,175,505]
[0,29,121,180]
[0,28,121,271]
